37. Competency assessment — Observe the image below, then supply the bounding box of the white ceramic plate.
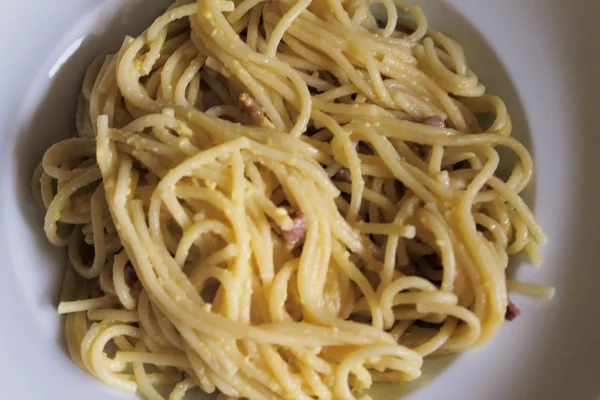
[1,0,599,399]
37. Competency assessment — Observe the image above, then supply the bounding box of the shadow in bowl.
[508,1,600,399]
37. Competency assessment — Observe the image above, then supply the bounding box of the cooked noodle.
[32,0,551,399]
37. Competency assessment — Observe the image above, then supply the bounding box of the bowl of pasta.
[1,0,599,399]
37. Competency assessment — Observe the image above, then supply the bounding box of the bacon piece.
[239,93,267,125]
[275,207,307,250]
[480,184,491,192]
[505,299,520,321]
[333,168,352,183]
[421,115,446,128]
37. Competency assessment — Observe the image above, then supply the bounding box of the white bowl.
[2,0,599,399]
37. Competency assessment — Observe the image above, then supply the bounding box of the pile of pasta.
[32,1,549,399]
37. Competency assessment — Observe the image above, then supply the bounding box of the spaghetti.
[32,0,551,399]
